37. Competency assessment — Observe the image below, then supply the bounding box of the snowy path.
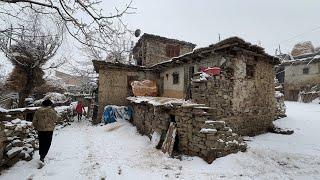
[1,101,320,180]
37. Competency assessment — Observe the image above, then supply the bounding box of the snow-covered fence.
[0,107,40,122]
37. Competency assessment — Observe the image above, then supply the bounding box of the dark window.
[303,67,309,74]
[170,115,176,122]
[136,58,143,66]
[189,66,195,78]
[173,72,179,84]
[166,44,180,57]
[246,64,255,78]
[127,76,139,96]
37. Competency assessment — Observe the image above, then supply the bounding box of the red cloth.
[76,103,84,113]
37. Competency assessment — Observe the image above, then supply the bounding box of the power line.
[278,25,320,45]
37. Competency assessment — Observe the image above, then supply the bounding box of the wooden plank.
[161,122,177,156]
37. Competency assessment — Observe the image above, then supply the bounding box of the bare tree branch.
[0,0,135,59]
[0,12,64,107]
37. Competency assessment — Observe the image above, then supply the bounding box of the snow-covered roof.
[94,37,280,73]
[150,37,280,69]
[132,33,196,53]
[282,54,320,66]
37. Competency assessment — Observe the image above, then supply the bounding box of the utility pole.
[278,44,282,54]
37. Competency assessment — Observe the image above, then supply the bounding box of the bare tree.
[64,59,97,94]
[0,0,135,59]
[0,64,7,92]
[0,13,64,107]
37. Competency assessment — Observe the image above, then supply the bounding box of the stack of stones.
[191,72,233,119]
[191,68,276,136]
[131,103,170,139]
[1,119,38,167]
[128,97,247,164]
[174,106,247,163]
[55,107,73,127]
[275,79,286,119]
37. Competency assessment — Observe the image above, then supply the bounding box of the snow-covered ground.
[1,101,320,180]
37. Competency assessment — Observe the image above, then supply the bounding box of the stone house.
[281,53,320,101]
[93,34,196,120]
[93,34,280,162]
[132,33,196,67]
[149,37,280,136]
[93,34,280,131]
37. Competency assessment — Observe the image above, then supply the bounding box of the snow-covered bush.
[33,92,67,106]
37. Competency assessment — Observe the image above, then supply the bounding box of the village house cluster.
[276,41,320,102]
[93,33,282,162]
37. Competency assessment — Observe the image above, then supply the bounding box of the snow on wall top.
[0,107,8,113]
[127,96,200,107]
[7,107,40,113]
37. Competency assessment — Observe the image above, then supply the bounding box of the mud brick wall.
[129,101,246,163]
[97,68,158,122]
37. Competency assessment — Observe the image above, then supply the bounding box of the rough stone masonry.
[127,97,247,163]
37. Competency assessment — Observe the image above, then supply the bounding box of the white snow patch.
[151,131,161,148]
[200,128,217,133]
[127,96,194,107]
[275,91,284,98]
[0,107,8,113]
[1,102,320,179]
[54,106,72,114]
[311,97,320,104]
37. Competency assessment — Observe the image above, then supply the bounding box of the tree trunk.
[18,69,34,107]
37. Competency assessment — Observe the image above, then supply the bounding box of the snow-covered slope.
[1,102,319,179]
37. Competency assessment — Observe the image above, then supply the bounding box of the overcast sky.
[109,0,320,54]
[1,0,320,75]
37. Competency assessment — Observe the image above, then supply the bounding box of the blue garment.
[125,106,133,119]
[103,106,117,124]
[103,106,133,124]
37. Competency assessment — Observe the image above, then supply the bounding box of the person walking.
[76,100,85,121]
[32,99,57,169]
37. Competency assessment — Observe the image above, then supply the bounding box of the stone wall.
[128,97,246,163]
[283,61,320,101]
[284,62,320,85]
[144,39,194,67]
[0,123,5,165]
[191,55,276,136]
[284,76,320,101]
[275,80,286,119]
[0,106,73,168]
[300,92,320,103]
[1,119,38,167]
